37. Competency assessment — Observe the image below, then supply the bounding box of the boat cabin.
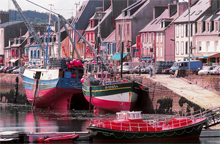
[116,111,142,120]
[94,71,111,82]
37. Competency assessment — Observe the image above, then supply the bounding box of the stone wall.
[185,75,220,95]
[125,75,204,115]
[0,74,27,104]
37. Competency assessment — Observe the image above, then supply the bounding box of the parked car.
[0,66,5,73]
[141,65,154,74]
[132,65,146,74]
[155,61,175,74]
[198,66,216,75]
[118,66,131,74]
[12,67,22,74]
[164,60,202,74]
[209,66,220,75]
[6,66,19,73]
[2,66,11,73]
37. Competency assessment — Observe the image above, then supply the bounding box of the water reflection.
[1,103,220,144]
[0,103,91,133]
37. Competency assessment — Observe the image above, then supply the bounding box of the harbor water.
[0,102,220,144]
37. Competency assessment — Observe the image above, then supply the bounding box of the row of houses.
[1,0,220,67]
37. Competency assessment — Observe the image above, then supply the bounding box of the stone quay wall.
[185,75,220,95]
[0,74,27,104]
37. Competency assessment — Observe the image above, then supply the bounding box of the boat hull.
[82,81,140,112]
[20,70,82,111]
[88,118,207,143]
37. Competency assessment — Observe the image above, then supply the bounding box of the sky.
[0,0,82,19]
[1,0,188,19]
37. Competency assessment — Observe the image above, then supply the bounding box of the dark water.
[0,103,220,144]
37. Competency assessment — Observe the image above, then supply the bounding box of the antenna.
[74,2,80,17]
[48,4,54,25]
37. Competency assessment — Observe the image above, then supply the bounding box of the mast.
[120,20,125,78]
[44,4,53,69]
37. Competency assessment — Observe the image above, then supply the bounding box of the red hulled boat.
[87,111,207,143]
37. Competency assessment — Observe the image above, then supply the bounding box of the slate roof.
[116,0,148,20]
[103,30,116,43]
[85,6,112,31]
[140,7,178,33]
[174,0,211,23]
[0,21,23,28]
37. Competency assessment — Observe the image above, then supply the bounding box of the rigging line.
[26,0,59,15]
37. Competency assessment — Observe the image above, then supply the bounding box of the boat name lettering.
[105,85,118,89]
[98,131,113,136]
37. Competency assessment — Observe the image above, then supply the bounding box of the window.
[25,49,28,56]
[160,47,163,57]
[38,50,40,58]
[185,42,188,54]
[118,24,121,36]
[127,24,129,35]
[7,50,8,58]
[34,50,36,58]
[156,47,158,57]
[160,33,163,42]
[199,41,202,51]
[12,50,15,57]
[181,24,184,37]
[49,47,51,56]
[145,33,148,43]
[16,49,18,57]
[176,42,179,55]
[149,33,151,42]
[141,33,144,43]
[31,50,33,58]
[142,47,144,56]
[88,33,90,41]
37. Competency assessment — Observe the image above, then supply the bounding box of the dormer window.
[160,20,164,28]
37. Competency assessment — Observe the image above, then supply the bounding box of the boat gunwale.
[87,117,208,134]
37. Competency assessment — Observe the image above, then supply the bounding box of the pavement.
[144,74,220,110]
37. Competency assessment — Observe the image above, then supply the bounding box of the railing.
[90,109,207,132]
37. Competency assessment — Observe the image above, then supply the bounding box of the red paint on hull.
[85,96,136,112]
[93,135,200,143]
[26,87,82,111]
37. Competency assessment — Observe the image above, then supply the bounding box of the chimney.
[153,6,168,19]
[177,2,188,17]
[168,3,177,17]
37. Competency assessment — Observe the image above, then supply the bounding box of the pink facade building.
[139,2,187,62]
[174,0,220,64]
[115,0,174,62]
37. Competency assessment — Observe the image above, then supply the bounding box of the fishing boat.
[82,61,141,113]
[87,111,208,142]
[20,59,84,111]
